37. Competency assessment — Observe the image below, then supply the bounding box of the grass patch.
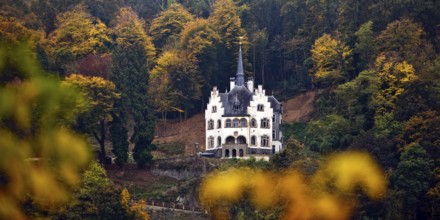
[155,142,185,155]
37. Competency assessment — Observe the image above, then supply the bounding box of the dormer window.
[212,106,217,113]
[257,104,264,111]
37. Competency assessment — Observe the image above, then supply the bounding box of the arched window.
[226,119,231,128]
[257,104,264,111]
[226,136,235,144]
[239,149,244,157]
[237,136,246,144]
[251,136,256,145]
[261,135,269,147]
[250,118,257,127]
[207,119,214,130]
[208,136,214,148]
[232,149,237,157]
[240,118,247,127]
[225,149,230,157]
[233,118,239,127]
[261,118,270,129]
[217,136,221,147]
[217,119,221,128]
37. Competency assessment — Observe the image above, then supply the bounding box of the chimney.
[247,77,254,92]
[230,77,235,90]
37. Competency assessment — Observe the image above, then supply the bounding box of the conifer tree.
[111,43,155,168]
[110,102,129,168]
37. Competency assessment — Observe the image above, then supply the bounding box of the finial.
[239,36,243,45]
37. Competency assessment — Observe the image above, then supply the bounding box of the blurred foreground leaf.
[0,43,90,219]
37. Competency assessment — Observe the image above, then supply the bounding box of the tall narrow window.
[261,118,270,129]
[261,135,269,147]
[250,118,257,127]
[212,106,217,113]
[208,119,214,130]
[217,136,221,147]
[272,130,276,139]
[226,119,231,128]
[208,136,214,148]
[217,119,221,128]
[273,114,275,122]
[251,136,256,145]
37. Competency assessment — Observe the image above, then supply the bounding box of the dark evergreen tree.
[392,143,434,218]
[111,43,156,168]
[110,102,129,168]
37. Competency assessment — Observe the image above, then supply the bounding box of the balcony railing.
[222,144,248,148]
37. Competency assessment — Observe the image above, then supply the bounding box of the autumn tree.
[62,74,120,163]
[149,3,194,50]
[76,54,112,79]
[209,0,248,90]
[113,7,156,69]
[46,5,110,74]
[179,18,220,105]
[310,33,352,88]
[0,16,43,49]
[150,50,202,119]
[371,55,417,137]
[375,18,434,72]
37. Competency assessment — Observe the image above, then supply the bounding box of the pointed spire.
[235,37,245,86]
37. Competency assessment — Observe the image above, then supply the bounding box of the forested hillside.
[1,0,440,219]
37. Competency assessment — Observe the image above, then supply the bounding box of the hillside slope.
[153,91,316,153]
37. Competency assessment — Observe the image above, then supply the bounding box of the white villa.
[204,45,283,159]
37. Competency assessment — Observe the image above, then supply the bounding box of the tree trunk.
[93,120,106,163]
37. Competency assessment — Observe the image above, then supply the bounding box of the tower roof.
[235,45,245,86]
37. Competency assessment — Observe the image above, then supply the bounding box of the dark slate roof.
[268,96,282,113]
[221,85,253,117]
[235,46,245,86]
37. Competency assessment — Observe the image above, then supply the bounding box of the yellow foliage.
[0,45,91,219]
[311,33,352,84]
[114,7,156,66]
[199,151,387,220]
[121,188,131,209]
[120,188,150,220]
